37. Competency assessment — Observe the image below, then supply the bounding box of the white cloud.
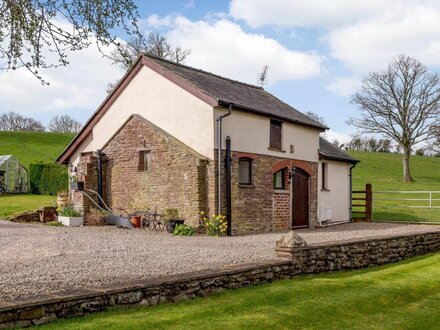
[0,41,123,124]
[326,77,361,97]
[148,15,323,85]
[230,1,440,96]
[328,5,440,74]
[322,129,352,146]
[229,0,388,28]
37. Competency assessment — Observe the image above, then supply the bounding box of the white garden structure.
[0,155,28,193]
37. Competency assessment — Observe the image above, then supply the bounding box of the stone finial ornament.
[276,231,307,248]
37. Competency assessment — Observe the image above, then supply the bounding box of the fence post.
[366,183,372,222]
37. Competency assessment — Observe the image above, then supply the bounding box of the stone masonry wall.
[1,231,439,328]
[227,151,318,235]
[102,115,209,226]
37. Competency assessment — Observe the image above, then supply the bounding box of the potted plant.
[164,208,184,233]
[57,205,83,227]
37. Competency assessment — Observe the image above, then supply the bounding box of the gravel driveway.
[1,220,439,300]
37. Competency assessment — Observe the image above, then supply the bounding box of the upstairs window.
[273,169,286,189]
[270,120,282,150]
[138,150,151,172]
[239,158,252,185]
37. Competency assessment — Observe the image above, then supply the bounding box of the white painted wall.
[317,160,352,222]
[70,66,215,164]
[216,108,320,162]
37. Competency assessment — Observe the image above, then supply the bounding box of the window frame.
[269,119,283,150]
[238,157,253,186]
[321,162,328,190]
[138,150,151,172]
[273,168,286,190]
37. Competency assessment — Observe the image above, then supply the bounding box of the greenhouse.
[0,155,28,193]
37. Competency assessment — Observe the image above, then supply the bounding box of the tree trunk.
[402,147,413,182]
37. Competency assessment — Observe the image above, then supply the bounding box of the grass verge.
[38,252,440,330]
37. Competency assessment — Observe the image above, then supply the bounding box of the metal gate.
[373,191,440,223]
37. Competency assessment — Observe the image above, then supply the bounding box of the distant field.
[348,151,440,222]
[0,131,74,169]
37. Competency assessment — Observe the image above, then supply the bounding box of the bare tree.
[0,0,139,84]
[349,55,440,182]
[305,111,327,126]
[48,115,82,133]
[109,32,191,70]
[0,112,44,131]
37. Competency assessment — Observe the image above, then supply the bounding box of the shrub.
[200,212,227,237]
[164,208,179,221]
[86,208,110,226]
[173,224,194,236]
[57,205,82,217]
[30,162,68,195]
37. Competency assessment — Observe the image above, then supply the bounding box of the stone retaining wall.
[1,231,440,328]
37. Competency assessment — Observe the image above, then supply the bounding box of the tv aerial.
[257,65,269,87]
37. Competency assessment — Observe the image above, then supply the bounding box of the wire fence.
[373,191,440,223]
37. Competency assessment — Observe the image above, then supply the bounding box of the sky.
[2,0,440,144]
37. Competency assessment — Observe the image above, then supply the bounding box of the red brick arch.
[272,159,314,177]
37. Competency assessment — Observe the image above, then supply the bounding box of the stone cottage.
[57,54,358,235]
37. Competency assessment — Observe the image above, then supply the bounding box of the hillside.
[348,151,440,191]
[0,131,75,169]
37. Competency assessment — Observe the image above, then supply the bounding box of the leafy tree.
[0,0,139,83]
[109,32,191,70]
[0,112,44,131]
[349,55,440,182]
[48,115,82,133]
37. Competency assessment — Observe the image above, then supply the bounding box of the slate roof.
[319,138,358,164]
[146,55,327,130]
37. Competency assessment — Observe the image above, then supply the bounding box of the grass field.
[348,151,440,222]
[0,131,73,218]
[0,131,74,169]
[38,252,440,330]
[0,194,55,218]
[348,151,440,191]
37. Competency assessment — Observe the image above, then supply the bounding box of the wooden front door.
[291,168,309,229]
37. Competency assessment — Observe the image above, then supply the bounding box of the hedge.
[29,162,68,195]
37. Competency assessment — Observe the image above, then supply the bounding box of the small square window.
[273,169,286,189]
[138,150,151,171]
[239,158,252,185]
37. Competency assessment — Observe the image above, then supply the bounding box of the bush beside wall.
[29,162,68,195]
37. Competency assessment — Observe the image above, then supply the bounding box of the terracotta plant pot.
[130,216,142,228]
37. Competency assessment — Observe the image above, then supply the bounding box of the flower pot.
[130,216,142,228]
[166,219,185,233]
[58,216,84,227]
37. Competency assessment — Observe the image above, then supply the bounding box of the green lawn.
[0,131,74,169]
[348,151,440,191]
[0,194,55,218]
[38,252,440,330]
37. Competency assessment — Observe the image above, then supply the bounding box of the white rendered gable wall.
[70,66,215,164]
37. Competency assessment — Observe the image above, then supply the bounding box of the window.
[270,120,282,150]
[273,169,286,189]
[321,163,328,190]
[239,158,252,185]
[138,150,151,171]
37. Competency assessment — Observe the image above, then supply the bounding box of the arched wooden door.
[291,168,309,229]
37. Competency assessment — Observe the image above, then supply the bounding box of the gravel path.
[1,220,439,300]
